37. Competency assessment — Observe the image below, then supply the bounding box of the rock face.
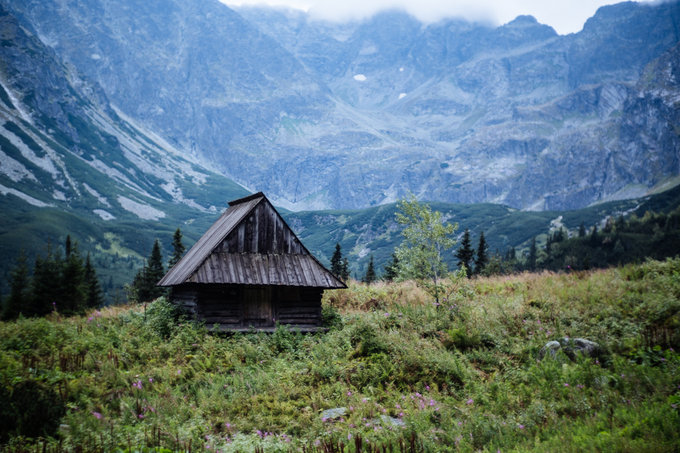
[2,0,680,210]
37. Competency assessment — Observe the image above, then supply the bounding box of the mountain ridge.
[2,0,678,210]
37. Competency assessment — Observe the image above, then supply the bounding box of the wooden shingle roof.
[158,192,345,289]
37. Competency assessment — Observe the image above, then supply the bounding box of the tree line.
[1,236,103,319]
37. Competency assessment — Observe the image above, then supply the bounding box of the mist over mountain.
[1,0,678,212]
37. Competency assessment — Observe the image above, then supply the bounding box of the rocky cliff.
[1,0,679,211]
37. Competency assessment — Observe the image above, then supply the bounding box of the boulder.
[539,337,601,361]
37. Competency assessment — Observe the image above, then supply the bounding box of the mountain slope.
[3,0,679,210]
[0,5,248,297]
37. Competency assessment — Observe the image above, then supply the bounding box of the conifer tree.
[340,257,350,282]
[61,239,86,314]
[383,252,399,282]
[363,255,376,285]
[84,254,103,309]
[169,228,185,268]
[455,229,474,277]
[30,245,63,317]
[474,231,488,275]
[527,237,537,271]
[2,252,30,320]
[578,222,586,238]
[330,243,343,277]
[132,239,165,302]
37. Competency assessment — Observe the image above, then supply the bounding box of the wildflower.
[362,398,368,403]
[425,385,430,391]
[92,411,102,419]
[148,378,154,383]
[384,312,390,317]
[518,424,524,429]
[395,403,401,409]
[132,380,142,390]
[466,398,474,405]
[399,412,404,417]
[87,316,94,322]
[577,384,584,389]
[429,399,436,406]
[138,414,144,419]
[177,369,182,375]
[564,383,569,387]
[348,433,352,441]
[347,391,352,397]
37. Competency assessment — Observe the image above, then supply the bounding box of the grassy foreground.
[1,260,679,452]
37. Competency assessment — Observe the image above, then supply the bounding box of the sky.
[220,0,657,35]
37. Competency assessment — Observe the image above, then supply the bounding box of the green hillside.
[1,260,678,451]
[4,184,680,302]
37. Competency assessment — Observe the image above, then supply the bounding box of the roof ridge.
[228,191,265,206]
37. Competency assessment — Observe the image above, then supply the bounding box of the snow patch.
[82,183,111,207]
[353,74,367,82]
[52,190,67,201]
[0,149,38,182]
[0,183,51,207]
[117,195,166,221]
[93,209,115,221]
[0,122,59,177]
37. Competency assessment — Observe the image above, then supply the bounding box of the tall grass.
[1,259,679,451]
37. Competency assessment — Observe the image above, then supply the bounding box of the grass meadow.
[1,259,679,452]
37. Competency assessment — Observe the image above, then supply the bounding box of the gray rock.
[540,337,601,360]
[320,407,347,420]
[380,415,406,427]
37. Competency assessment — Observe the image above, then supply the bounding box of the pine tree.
[30,246,62,317]
[61,239,86,314]
[84,253,103,309]
[455,229,474,277]
[383,252,399,282]
[2,252,30,320]
[527,237,537,271]
[132,239,166,302]
[363,255,376,285]
[474,231,488,275]
[330,243,343,277]
[169,228,185,268]
[578,222,586,238]
[340,257,350,282]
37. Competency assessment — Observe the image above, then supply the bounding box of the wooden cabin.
[157,192,346,331]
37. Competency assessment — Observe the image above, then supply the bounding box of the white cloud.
[221,0,658,35]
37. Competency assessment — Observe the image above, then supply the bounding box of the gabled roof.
[158,192,345,289]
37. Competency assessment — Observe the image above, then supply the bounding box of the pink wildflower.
[92,411,102,419]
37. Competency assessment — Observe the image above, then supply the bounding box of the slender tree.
[2,252,30,320]
[84,253,104,309]
[394,194,457,303]
[340,257,350,282]
[61,240,86,314]
[474,231,488,275]
[132,239,166,302]
[363,255,376,285]
[527,237,537,271]
[330,243,343,277]
[455,229,474,278]
[578,222,587,238]
[383,252,399,282]
[169,228,186,268]
[30,244,63,316]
